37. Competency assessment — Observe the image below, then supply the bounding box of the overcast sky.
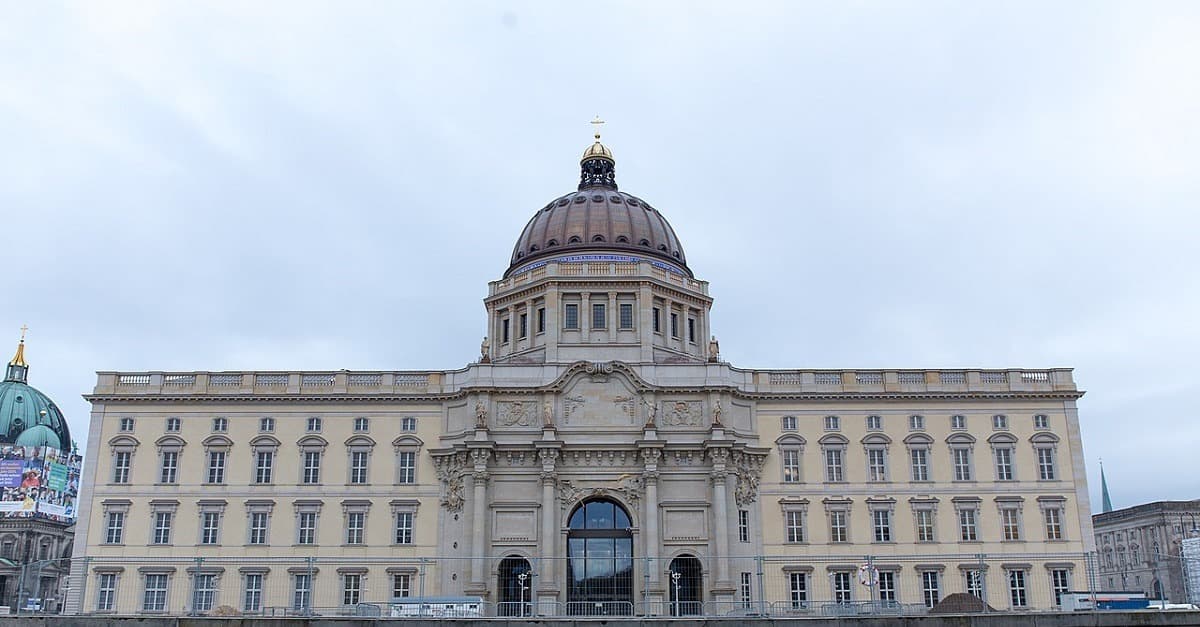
[2,2,1197,511]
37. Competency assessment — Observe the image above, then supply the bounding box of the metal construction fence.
[48,551,1197,617]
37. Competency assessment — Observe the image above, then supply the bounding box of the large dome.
[1,339,72,450]
[506,136,690,278]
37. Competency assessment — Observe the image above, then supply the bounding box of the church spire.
[1100,459,1113,513]
[5,325,29,384]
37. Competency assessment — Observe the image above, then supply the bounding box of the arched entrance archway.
[668,555,703,615]
[566,498,634,615]
[497,556,532,616]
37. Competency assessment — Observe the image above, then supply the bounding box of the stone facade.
[65,138,1095,616]
[1092,500,1200,602]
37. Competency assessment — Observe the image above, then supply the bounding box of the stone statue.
[708,335,720,362]
[480,336,490,363]
[475,401,488,429]
[643,398,658,427]
[712,400,724,426]
[543,399,554,427]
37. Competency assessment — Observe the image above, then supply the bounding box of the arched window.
[497,556,532,616]
[568,236,582,244]
[668,555,703,615]
[566,499,634,615]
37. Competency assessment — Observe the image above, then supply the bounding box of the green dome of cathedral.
[0,337,72,450]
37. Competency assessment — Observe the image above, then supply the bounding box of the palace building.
[67,131,1095,616]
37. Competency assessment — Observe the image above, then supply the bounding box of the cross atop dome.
[6,326,28,383]
[580,115,616,189]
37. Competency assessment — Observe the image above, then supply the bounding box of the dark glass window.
[566,499,634,615]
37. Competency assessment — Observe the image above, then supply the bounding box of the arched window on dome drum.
[547,240,559,247]
[568,236,582,244]
[639,239,650,247]
[566,498,634,615]
[616,236,629,243]
[592,235,605,242]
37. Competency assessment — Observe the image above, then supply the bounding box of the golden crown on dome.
[581,116,614,162]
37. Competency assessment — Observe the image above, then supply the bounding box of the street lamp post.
[671,571,681,616]
[517,572,528,617]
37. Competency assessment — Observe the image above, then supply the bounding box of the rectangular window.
[518,312,528,338]
[166,417,181,432]
[401,416,417,432]
[160,451,178,484]
[824,415,840,430]
[350,451,369,484]
[619,303,634,329]
[153,512,172,545]
[909,414,925,430]
[342,573,361,606]
[397,451,416,484]
[995,447,1014,481]
[670,312,679,338]
[192,573,216,612]
[788,572,807,609]
[878,572,896,605]
[866,415,882,430]
[243,573,264,612]
[1037,448,1056,480]
[249,512,269,545]
[395,511,414,544]
[1051,569,1070,606]
[786,510,805,543]
[255,451,274,484]
[143,573,169,612]
[740,572,753,609]
[501,318,510,343]
[200,512,220,545]
[207,451,226,484]
[953,448,972,481]
[564,303,579,329]
[867,448,887,481]
[1034,414,1050,429]
[1008,570,1028,607]
[1002,508,1021,540]
[921,571,940,608]
[1044,507,1063,540]
[959,508,978,541]
[212,416,228,432]
[393,573,412,598]
[993,414,1008,430]
[824,448,844,482]
[293,574,311,611]
[297,512,317,544]
[113,451,131,484]
[537,307,546,334]
[782,449,802,483]
[120,417,135,432]
[738,510,749,542]
[592,303,606,329]
[833,572,852,603]
[910,448,929,481]
[354,416,369,432]
[687,317,696,342]
[97,573,117,611]
[829,510,848,542]
[965,569,984,598]
[303,451,322,484]
[260,416,275,432]
[781,415,798,431]
[105,512,124,544]
[307,416,322,432]
[346,512,365,544]
[951,414,966,430]
[916,509,935,542]
[652,307,661,333]
[872,509,892,542]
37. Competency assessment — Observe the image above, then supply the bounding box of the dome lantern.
[579,116,617,190]
[5,325,28,384]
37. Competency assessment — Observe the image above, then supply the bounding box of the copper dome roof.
[506,140,690,278]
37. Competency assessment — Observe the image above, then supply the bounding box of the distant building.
[1092,500,1200,602]
[68,133,1095,616]
[0,335,80,612]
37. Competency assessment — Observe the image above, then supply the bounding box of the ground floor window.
[788,572,808,609]
[921,571,940,608]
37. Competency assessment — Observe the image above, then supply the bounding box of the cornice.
[488,278,711,308]
[737,391,1086,402]
[83,393,465,404]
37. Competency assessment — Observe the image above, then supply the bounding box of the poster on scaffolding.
[0,445,81,522]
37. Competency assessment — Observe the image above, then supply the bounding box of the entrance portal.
[566,498,634,615]
[668,555,703,615]
[497,556,532,616]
